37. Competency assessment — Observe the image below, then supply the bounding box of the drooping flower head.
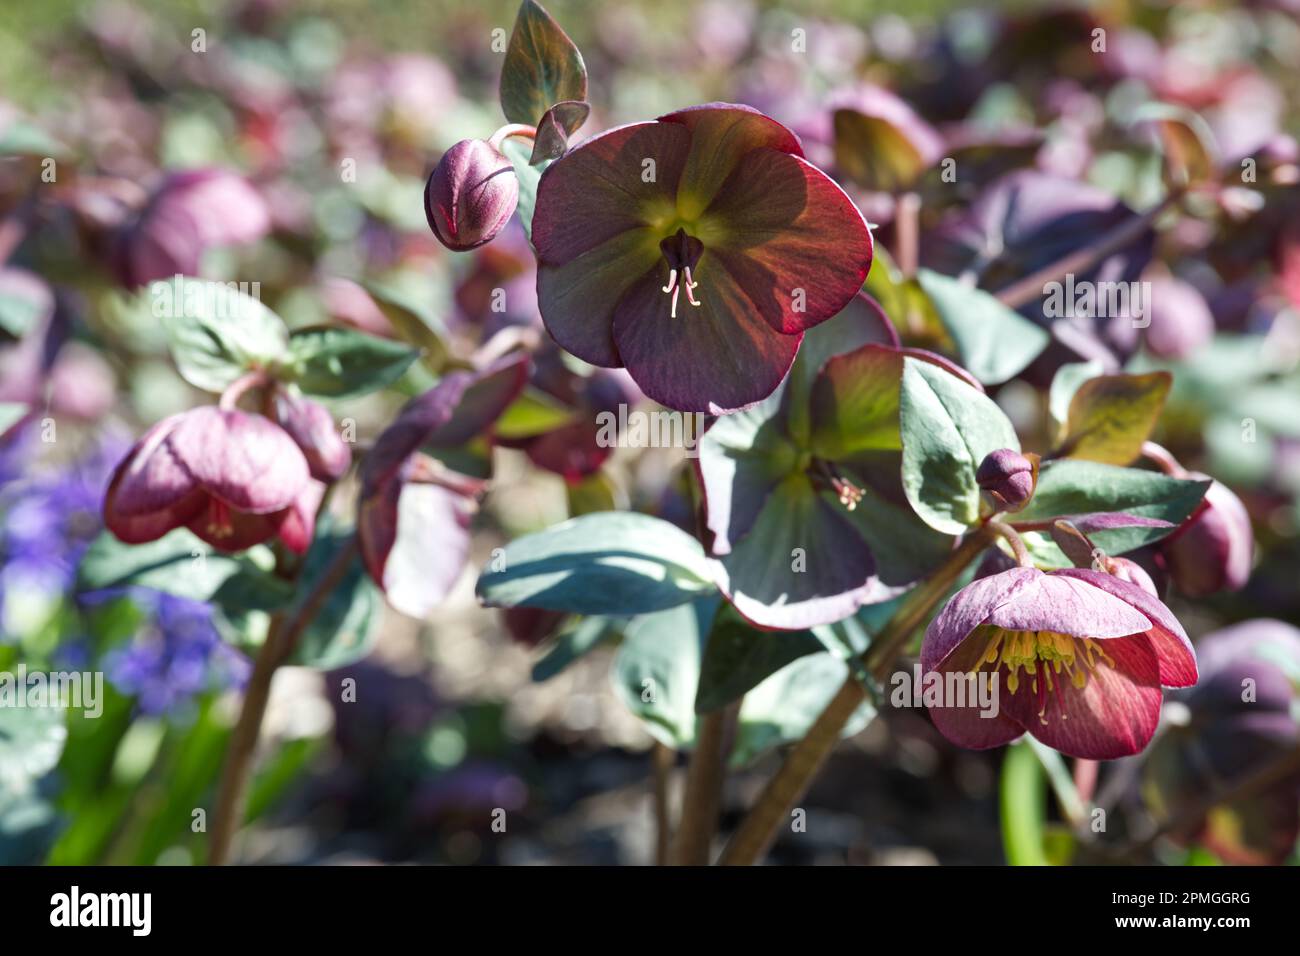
[922,566,1197,759]
[103,406,314,553]
[533,103,874,412]
[357,355,528,617]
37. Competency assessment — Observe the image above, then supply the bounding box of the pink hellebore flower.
[103,406,315,553]
[921,566,1197,760]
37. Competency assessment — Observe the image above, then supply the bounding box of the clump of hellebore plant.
[532,103,874,413]
[425,138,520,251]
[921,565,1197,759]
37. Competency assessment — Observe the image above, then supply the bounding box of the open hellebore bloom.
[425,138,520,251]
[922,566,1197,759]
[533,103,873,413]
[698,294,973,628]
[358,355,528,618]
[103,406,314,553]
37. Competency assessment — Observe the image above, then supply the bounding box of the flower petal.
[924,635,1026,751]
[658,103,804,214]
[277,479,326,555]
[703,148,872,334]
[1052,567,1197,687]
[537,229,660,367]
[533,121,690,265]
[922,567,1040,672]
[712,473,898,629]
[359,480,472,619]
[103,415,206,543]
[168,407,309,513]
[611,254,801,413]
[1001,634,1162,759]
[985,571,1152,639]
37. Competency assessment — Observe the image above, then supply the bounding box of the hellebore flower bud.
[273,391,351,482]
[424,139,518,251]
[976,448,1036,512]
[1161,477,1254,597]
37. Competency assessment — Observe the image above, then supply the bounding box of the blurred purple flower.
[0,430,128,632]
[106,591,249,715]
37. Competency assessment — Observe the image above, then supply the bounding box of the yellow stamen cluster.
[969,627,1117,722]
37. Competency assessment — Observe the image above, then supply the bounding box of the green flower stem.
[208,536,357,865]
[717,526,995,865]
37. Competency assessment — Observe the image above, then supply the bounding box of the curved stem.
[208,536,357,864]
[988,517,1034,568]
[1140,440,1185,478]
[994,190,1184,310]
[717,526,995,866]
[488,123,538,152]
[218,369,270,411]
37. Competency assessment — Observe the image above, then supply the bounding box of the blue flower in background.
[0,427,128,637]
[106,591,250,715]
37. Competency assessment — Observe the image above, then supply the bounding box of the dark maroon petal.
[104,415,194,517]
[274,391,351,482]
[657,103,804,210]
[703,149,872,335]
[533,121,690,265]
[1052,567,1197,688]
[1162,479,1253,597]
[924,633,1027,751]
[103,414,207,543]
[1001,634,1163,759]
[610,259,801,413]
[361,356,526,496]
[167,407,309,514]
[532,121,691,365]
[921,567,1040,672]
[278,479,326,555]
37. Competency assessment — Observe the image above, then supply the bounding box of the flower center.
[810,458,865,511]
[659,228,704,319]
[206,498,234,539]
[968,628,1117,724]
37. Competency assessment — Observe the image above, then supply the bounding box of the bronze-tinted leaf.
[500,0,588,126]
